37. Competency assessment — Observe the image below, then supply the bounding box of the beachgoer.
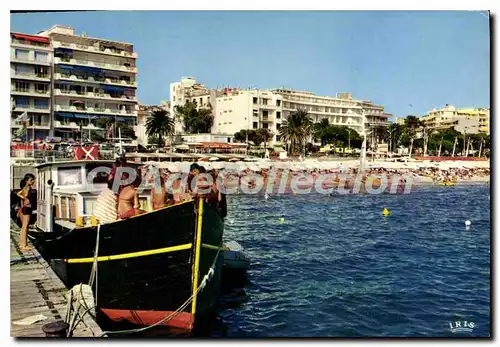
[17,174,35,251]
[94,174,118,225]
[117,167,145,219]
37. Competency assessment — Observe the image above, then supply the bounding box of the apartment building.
[273,89,390,136]
[10,32,53,140]
[169,77,219,134]
[38,25,138,140]
[215,89,283,142]
[420,104,490,135]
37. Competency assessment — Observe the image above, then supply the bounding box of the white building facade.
[215,89,283,143]
[169,77,217,134]
[38,25,139,140]
[10,32,53,140]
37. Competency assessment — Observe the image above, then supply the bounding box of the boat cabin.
[35,160,152,232]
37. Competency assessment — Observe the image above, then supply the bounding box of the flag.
[14,112,29,124]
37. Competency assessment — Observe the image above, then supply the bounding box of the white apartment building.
[169,77,218,134]
[38,25,139,140]
[10,32,53,140]
[420,104,489,135]
[215,89,283,143]
[273,89,390,136]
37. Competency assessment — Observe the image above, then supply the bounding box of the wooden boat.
[29,160,225,333]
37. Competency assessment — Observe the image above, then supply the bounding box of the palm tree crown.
[145,109,175,146]
[279,109,313,154]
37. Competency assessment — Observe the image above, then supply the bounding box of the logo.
[449,321,475,333]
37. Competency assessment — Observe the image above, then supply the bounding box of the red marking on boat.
[100,308,194,331]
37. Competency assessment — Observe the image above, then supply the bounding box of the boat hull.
[31,199,224,333]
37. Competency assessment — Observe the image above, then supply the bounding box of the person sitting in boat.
[94,174,118,225]
[151,171,168,210]
[117,167,146,219]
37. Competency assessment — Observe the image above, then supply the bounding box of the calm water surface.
[216,184,490,337]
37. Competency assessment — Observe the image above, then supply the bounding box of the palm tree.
[145,110,175,147]
[279,109,312,155]
[403,115,422,156]
[314,118,330,146]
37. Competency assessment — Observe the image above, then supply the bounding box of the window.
[276,100,281,107]
[35,83,47,93]
[253,122,258,129]
[15,96,30,107]
[15,49,29,60]
[15,81,29,92]
[276,124,281,130]
[253,97,257,104]
[263,110,269,117]
[253,109,258,116]
[34,98,49,109]
[34,66,48,76]
[262,99,268,105]
[57,167,83,186]
[276,111,281,119]
[173,96,176,102]
[263,123,269,129]
[34,52,48,63]
[15,65,31,75]
[276,135,281,141]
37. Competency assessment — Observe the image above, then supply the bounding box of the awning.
[55,47,73,53]
[58,64,75,70]
[102,85,128,93]
[11,33,50,44]
[73,65,103,74]
[55,112,90,119]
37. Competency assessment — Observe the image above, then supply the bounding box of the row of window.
[14,96,49,108]
[14,49,49,63]
[253,97,281,106]
[13,81,49,93]
[14,65,49,76]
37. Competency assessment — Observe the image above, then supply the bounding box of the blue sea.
[216,184,491,337]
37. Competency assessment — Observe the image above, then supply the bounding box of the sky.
[10,11,490,119]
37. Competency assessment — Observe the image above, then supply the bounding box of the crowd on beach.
[130,160,490,198]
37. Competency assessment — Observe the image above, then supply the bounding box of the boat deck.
[10,222,102,338]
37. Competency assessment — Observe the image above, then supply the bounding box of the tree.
[174,100,214,133]
[279,109,313,155]
[256,128,274,153]
[314,119,331,146]
[145,110,175,147]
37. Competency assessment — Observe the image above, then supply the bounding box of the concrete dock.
[10,222,102,337]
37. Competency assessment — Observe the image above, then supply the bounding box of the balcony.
[54,57,138,73]
[54,104,137,117]
[53,72,137,88]
[11,39,52,51]
[11,72,50,82]
[53,41,138,59]
[11,121,50,128]
[54,88,137,102]
[11,56,51,66]
[12,105,50,113]
[260,116,273,123]
[259,103,276,110]
[11,88,50,97]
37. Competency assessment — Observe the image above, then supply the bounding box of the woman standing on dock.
[17,173,35,251]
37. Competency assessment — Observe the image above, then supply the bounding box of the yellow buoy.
[280,217,285,223]
[383,208,390,216]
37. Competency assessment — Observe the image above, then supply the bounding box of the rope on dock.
[67,224,101,337]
